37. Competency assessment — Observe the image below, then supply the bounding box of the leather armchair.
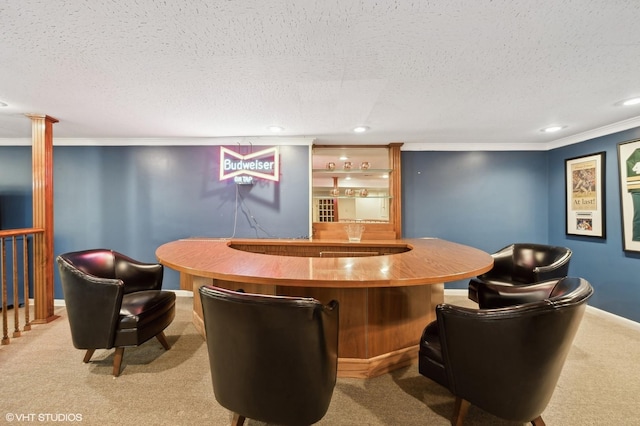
[57,249,176,377]
[468,243,572,303]
[419,276,593,425]
[199,285,339,426]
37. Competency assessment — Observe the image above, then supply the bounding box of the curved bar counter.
[156,237,493,378]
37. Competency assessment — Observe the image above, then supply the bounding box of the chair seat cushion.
[477,279,560,309]
[119,290,176,330]
[469,277,523,303]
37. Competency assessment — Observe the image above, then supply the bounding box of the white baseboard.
[586,305,640,331]
[443,288,640,331]
[444,289,467,297]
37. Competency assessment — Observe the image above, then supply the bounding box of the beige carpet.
[1,294,639,426]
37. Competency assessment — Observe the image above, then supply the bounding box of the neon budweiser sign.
[219,146,280,184]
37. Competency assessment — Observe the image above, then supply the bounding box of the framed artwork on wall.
[617,139,640,252]
[565,152,606,238]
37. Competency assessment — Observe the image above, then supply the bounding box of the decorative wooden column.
[27,114,59,323]
[389,143,403,238]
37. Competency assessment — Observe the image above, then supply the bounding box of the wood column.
[28,114,59,323]
[389,143,403,239]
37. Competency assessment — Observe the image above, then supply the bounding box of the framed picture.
[565,152,606,238]
[617,139,640,252]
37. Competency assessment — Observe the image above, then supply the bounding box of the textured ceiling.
[1,0,640,148]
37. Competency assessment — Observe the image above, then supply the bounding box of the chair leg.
[112,347,125,377]
[156,331,171,350]
[231,412,246,426]
[531,415,546,425]
[451,397,470,426]
[83,349,96,363]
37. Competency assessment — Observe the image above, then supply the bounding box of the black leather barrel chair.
[419,276,593,425]
[57,249,176,377]
[468,243,572,303]
[199,285,339,426]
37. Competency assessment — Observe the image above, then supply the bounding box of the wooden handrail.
[0,228,45,238]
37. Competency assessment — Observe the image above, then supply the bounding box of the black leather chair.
[468,243,572,303]
[57,249,176,377]
[419,276,593,425]
[199,285,339,426]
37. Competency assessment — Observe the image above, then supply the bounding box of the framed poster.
[617,139,640,252]
[565,152,606,238]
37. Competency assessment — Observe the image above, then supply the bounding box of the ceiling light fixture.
[622,97,640,106]
[268,126,284,132]
[541,125,565,133]
[353,126,369,133]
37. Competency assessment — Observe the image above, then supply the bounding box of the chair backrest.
[199,285,339,426]
[59,248,115,275]
[57,254,124,349]
[59,249,162,293]
[496,243,572,283]
[438,277,592,423]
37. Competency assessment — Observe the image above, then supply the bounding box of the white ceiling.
[1,0,640,149]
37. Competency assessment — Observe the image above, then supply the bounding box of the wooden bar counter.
[156,238,492,378]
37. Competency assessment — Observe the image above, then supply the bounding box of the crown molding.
[545,115,640,150]
[401,142,548,151]
[0,136,316,147]
[2,116,640,150]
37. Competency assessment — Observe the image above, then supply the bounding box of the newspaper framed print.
[565,151,606,238]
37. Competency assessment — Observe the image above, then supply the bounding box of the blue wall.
[548,127,640,322]
[2,134,640,322]
[401,150,549,288]
[402,150,549,250]
[0,146,33,307]
[2,144,310,292]
[0,146,32,228]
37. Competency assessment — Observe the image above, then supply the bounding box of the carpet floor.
[1,293,639,425]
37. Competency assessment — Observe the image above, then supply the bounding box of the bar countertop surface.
[155,237,493,288]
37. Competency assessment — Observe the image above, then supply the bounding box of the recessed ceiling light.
[541,125,565,133]
[353,126,369,133]
[622,97,640,106]
[268,126,284,132]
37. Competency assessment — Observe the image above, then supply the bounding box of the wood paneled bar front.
[156,238,493,378]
